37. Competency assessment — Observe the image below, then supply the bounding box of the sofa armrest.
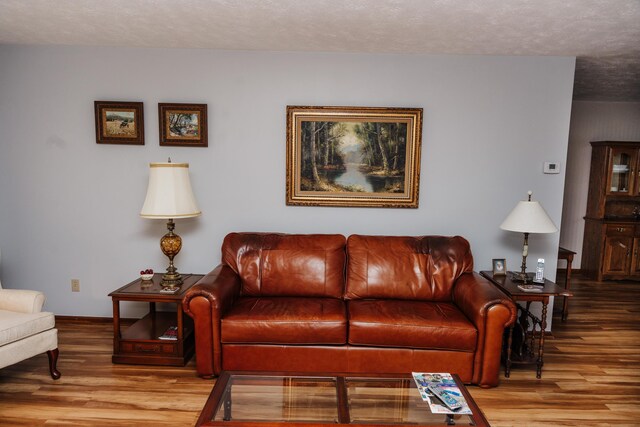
[0,289,46,313]
[452,272,516,387]
[182,264,241,378]
[453,272,516,328]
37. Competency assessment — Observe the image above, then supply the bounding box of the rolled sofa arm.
[0,289,46,313]
[182,264,241,378]
[452,272,516,387]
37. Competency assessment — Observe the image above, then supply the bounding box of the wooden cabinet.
[602,224,633,277]
[606,147,639,196]
[607,234,640,278]
[631,239,640,277]
[582,141,640,281]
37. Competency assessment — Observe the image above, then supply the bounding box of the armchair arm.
[452,272,516,387]
[0,289,46,313]
[182,264,241,378]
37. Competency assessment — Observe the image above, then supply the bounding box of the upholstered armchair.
[0,273,61,379]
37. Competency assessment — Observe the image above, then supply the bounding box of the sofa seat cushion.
[222,297,347,345]
[348,300,477,352]
[0,310,55,346]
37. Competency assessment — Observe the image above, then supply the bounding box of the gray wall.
[560,101,640,267]
[0,46,575,318]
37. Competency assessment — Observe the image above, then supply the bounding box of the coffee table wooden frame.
[196,371,490,427]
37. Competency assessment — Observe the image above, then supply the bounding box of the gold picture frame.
[94,101,144,145]
[286,106,423,208]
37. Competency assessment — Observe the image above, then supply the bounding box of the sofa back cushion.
[345,235,473,301]
[222,232,347,298]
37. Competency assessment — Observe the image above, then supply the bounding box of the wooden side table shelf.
[109,273,203,366]
[480,271,573,379]
[558,246,576,321]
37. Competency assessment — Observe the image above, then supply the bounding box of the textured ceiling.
[1,0,638,101]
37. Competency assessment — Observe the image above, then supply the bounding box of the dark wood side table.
[558,247,576,321]
[109,273,203,366]
[480,271,573,379]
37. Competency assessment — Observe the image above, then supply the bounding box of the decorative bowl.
[140,273,154,281]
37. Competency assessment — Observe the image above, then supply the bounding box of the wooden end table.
[108,273,203,366]
[558,246,576,321]
[480,271,573,379]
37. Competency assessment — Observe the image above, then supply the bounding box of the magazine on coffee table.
[412,372,473,415]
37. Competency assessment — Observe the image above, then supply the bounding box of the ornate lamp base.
[161,272,183,288]
[511,232,531,283]
[160,219,183,289]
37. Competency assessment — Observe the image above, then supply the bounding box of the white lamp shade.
[500,199,557,234]
[140,162,201,219]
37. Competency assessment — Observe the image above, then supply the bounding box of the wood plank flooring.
[0,275,638,426]
[468,276,640,427]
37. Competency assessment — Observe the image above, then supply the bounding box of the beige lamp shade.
[140,162,201,219]
[500,193,557,234]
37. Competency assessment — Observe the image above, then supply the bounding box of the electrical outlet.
[71,279,80,292]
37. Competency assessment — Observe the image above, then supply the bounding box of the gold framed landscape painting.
[286,106,423,208]
[94,101,144,145]
[159,103,208,147]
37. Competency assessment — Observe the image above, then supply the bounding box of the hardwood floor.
[0,319,213,427]
[469,276,640,426]
[0,275,638,426]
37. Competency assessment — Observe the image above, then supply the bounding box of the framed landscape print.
[94,101,144,145]
[286,106,423,208]
[158,103,208,147]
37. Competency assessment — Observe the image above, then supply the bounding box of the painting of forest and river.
[300,121,407,194]
[287,106,422,208]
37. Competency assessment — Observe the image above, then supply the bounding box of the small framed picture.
[158,103,208,147]
[492,258,507,276]
[94,101,144,145]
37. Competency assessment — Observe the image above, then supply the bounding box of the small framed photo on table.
[492,258,507,276]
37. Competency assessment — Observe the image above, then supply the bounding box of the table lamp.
[140,160,201,288]
[500,191,557,283]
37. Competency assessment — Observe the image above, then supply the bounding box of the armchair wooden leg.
[47,348,61,380]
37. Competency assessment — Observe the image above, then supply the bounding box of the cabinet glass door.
[608,148,637,195]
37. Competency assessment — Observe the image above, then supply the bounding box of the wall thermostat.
[543,162,560,174]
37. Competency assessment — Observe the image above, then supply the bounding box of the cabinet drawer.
[606,224,635,236]
[120,341,177,355]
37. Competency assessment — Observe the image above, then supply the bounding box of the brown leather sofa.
[183,233,516,387]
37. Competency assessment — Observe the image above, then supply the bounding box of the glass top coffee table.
[196,371,490,426]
